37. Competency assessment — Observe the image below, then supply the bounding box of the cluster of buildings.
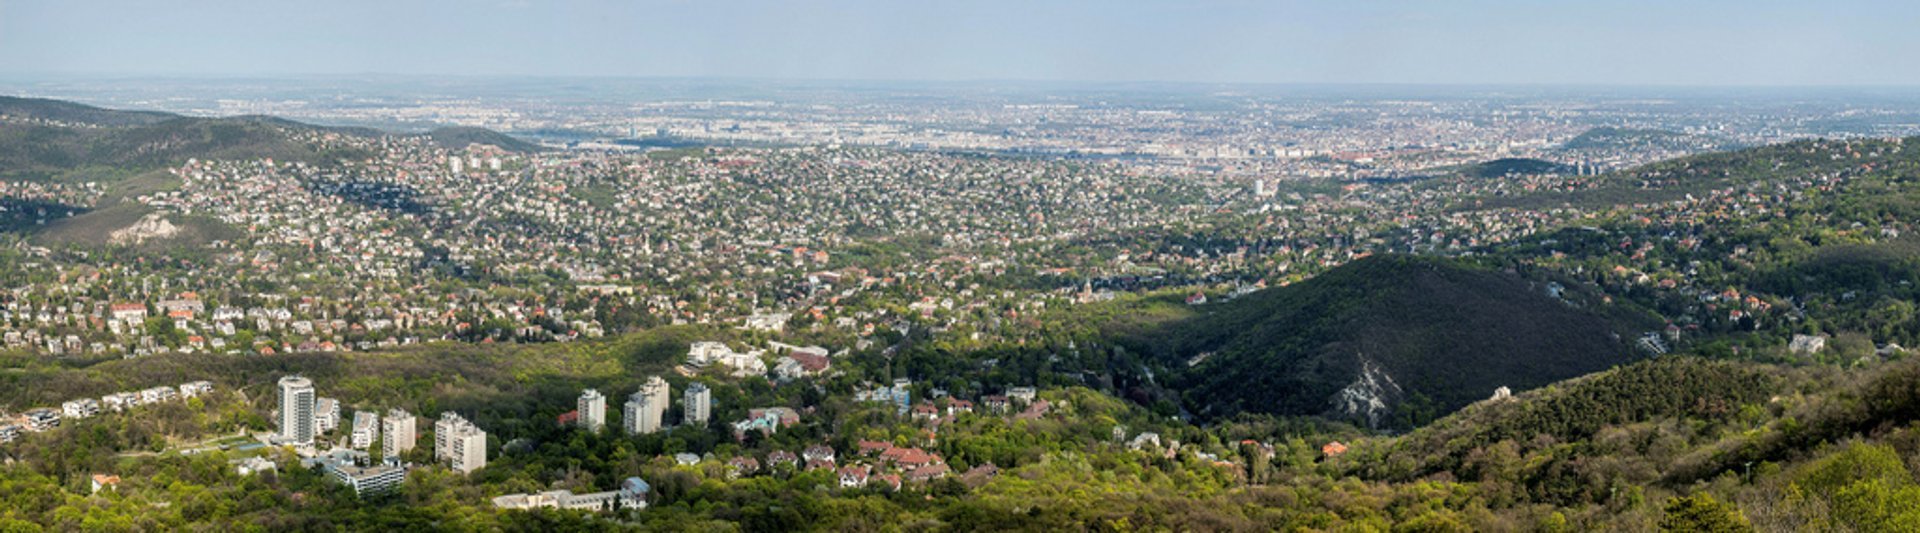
[0,380,213,444]
[567,376,713,436]
[275,375,486,497]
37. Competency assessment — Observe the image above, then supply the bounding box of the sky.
[3,0,1919,86]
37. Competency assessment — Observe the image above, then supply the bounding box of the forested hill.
[0,96,176,127]
[423,126,543,153]
[1129,255,1653,429]
[0,97,533,177]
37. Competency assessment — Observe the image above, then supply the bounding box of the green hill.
[1453,157,1573,178]
[0,96,175,127]
[1128,255,1651,429]
[1562,126,1734,152]
[422,126,542,153]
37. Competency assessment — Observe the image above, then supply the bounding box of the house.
[0,424,18,443]
[857,440,893,456]
[961,463,999,488]
[24,408,60,431]
[767,450,799,469]
[772,352,831,381]
[906,463,950,483]
[1321,441,1349,458]
[1186,292,1208,305]
[838,465,869,488]
[881,447,941,470]
[1789,334,1828,355]
[179,381,215,398]
[911,403,940,420]
[140,386,178,404]
[802,444,836,464]
[945,399,974,416]
[234,456,277,476]
[1006,387,1037,405]
[731,407,801,438]
[62,398,101,419]
[91,474,121,494]
[727,456,761,479]
[982,395,1010,413]
[109,303,147,323]
[100,392,138,412]
[1015,399,1052,421]
[1129,432,1163,451]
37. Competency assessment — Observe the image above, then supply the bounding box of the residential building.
[683,383,711,426]
[350,411,379,451]
[178,381,214,398]
[578,389,606,432]
[315,397,341,433]
[383,409,417,458]
[23,408,59,432]
[435,412,488,474]
[624,376,669,435]
[62,398,100,419]
[277,376,316,445]
[307,450,405,497]
[492,477,650,512]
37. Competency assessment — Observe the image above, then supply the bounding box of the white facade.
[382,409,417,458]
[315,397,341,433]
[278,376,316,445]
[350,411,379,451]
[683,383,711,426]
[435,412,488,474]
[578,389,606,432]
[624,376,670,435]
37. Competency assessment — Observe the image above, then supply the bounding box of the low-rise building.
[62,398,101,419]
[307,451,405,497]
[491,477,650,512]
[24,408,60,432]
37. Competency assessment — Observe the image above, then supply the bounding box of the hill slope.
[1135,255,1648,429]
[0,96,175,127]
[422,126,542,153]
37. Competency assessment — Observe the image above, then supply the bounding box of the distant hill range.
[0,96,538,246]
[1123,255,1653,430]
[423,126,541,154]
[0,96,540,179]
[1562,126,1737,152]
[1452,157,1575,178]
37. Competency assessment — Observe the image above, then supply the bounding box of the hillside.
[1129,255,1651,429]
[1453,157,1573,178]
[422,126,542,153]
[0,96,175,127]
[1562,126,1734,152]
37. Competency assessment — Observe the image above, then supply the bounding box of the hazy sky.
[3,0,1919,86]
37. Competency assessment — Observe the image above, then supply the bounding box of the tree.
[1659,493,1753,533]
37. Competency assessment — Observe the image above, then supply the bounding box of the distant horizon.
[7,71,1920,93]
[6,1,1920,87]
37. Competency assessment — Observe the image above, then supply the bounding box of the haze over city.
[5,0,1920,85]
